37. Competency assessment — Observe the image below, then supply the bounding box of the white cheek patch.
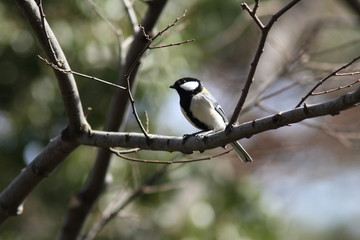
[180,81,199,91]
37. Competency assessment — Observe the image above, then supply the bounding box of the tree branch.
[241,2,264,29]
[296,55,360,107]
[126,75,150,138]
[228,0,302,128]
[79,85,360,153]
[312,79,360,96]
[0,136,78,224]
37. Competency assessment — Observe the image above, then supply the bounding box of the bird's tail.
[230,141,253,163]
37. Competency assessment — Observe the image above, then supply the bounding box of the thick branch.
[0,136,78,224]
[15,0,89,133]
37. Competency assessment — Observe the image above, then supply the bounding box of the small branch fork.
[85,0,122,37]
[296,55,360,107]
[141,9,194,47]
[126,10,191,79]
[241,0,264,29]
[124,10,194,139]
[312,79,360,96]
[228,0,302,129]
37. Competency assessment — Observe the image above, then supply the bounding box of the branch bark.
[0,136,78,224]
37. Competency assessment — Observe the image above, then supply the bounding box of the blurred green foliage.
[1,0,360,239]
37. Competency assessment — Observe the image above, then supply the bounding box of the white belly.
[188,94,226,131]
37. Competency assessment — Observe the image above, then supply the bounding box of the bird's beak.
[169,84,175,89]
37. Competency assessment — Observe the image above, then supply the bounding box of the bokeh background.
[1,0,360,239]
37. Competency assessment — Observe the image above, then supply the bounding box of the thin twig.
[109,148,233,164]
[139,24,151,40]
[312,79,360,95]
[126,10,188,77]
[267,0,302,30]
[148,19,191,47]
[149,39,195,49]
[38,55,127,90]
[253,0,260,14]
[37,0,60,64]
[112,148,141,154]
[84,0,123,66]
[126,76,150,138]
[336,71,360,76]
[124,10,189,139]
[153,10,188,39]
[241,2,264,29]
[228,0,302,128]
[84,0,123,37]
[296,55,360,107]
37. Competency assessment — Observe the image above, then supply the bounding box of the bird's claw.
[182,132,206,144]
[182,133,195,144]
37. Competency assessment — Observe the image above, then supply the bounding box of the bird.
[170,77,252,163]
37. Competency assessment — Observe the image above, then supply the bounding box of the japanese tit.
[170,77,252,163]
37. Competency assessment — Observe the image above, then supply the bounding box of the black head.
[169,77,203,95]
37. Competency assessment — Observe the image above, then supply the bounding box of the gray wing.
[202,91,229,124]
